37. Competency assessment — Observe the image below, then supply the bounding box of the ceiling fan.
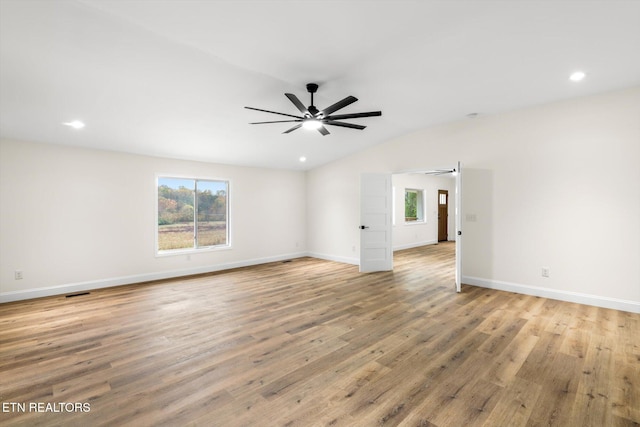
[423,169,456,176]
[245,83,382,136]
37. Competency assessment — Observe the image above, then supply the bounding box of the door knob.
[359,225,369,230]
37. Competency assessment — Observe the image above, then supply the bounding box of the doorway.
[383,162,462,292]
[438,190,448,242]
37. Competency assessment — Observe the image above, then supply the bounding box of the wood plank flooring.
[1,242,638,426]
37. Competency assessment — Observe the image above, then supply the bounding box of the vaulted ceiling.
[1,1,639,170]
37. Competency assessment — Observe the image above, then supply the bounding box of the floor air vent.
[66,292,90,298]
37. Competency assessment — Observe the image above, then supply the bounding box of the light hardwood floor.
[1,243,638,426]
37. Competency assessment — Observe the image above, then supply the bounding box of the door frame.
[390,162,462,292]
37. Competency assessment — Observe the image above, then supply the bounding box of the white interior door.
[455,161,462,292]
[360,173,393,272]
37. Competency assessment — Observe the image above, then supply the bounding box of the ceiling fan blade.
[285,93,310,116]
[250,119,302,124]
[324,120,366,130]
[317,125,330,136]
[321,96,358,116]
[325,111,382,120]
[423,169,455,175]
[245,106,302,120]
[283,123,303,134]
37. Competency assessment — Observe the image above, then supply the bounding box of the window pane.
[405,190,418,221]
[158,177,195,251]
[196,180,228,247]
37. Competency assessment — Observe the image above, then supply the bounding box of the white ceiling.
[1,1,639,170]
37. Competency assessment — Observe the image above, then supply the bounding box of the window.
[157,176,229,252]
[405,188,425,223]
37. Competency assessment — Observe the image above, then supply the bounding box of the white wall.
[0,139,307,301]
[307,87,640,312]
[2,87,639,312]
[392,173,455,250]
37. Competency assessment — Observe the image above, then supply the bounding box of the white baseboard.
[5,257,637,315]
[0,252,308,303]
[306,252,359,266]
[393,240,438,251]
[463,276,640,314]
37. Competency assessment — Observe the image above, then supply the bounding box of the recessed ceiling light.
[299,156,307,163]
[62,120,85,129]
[569,71,586,82]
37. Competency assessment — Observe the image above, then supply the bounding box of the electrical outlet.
[15,270,23,280]
[541,267,550,278]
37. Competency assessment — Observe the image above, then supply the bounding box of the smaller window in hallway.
[405,188,425,223]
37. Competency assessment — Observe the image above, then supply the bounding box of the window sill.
[156,245,232,258]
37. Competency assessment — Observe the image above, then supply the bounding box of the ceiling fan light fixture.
[303,119,322,130]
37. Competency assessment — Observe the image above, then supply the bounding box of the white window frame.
[155,175,231,256]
